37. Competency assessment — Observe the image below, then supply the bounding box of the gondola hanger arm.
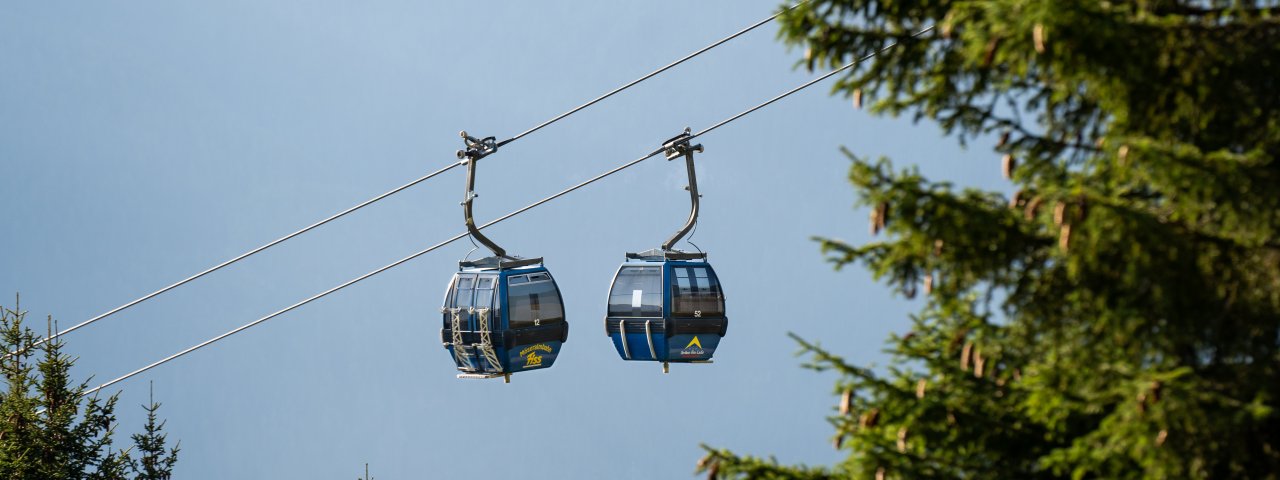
[456,130,513,260]
[661,128,704,252]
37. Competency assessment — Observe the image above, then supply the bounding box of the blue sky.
[1,2,1007,478]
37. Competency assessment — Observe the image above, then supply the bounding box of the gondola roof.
[458,255,544,270]
[625,248,706,261]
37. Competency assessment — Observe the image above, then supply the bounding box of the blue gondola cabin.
[442,259,568,380]
[605,250,726,370]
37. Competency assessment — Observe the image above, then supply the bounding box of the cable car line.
[688,24,936,142]
[10,162,463,359]
[21,5,805,357]
[496,1,806,148]
[78,148,656,397]
[78,25,931,396]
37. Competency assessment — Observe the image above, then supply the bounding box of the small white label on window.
[631,290,643,308]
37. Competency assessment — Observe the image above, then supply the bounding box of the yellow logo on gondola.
[680,336,706,357]
[519,343,553,368]
[525,351,543,367]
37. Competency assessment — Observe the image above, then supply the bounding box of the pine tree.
[128,384,178,480]
[699,1,1279,478]
[0,299,179,479]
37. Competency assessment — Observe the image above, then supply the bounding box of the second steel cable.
[80,24,933,397]
[34,3,804,353]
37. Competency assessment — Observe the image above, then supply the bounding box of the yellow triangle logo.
[685,336,702,349]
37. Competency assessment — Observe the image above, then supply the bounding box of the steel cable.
[23,5,803,355]
[13,161,461,358]
[80,25,933,397]
[498,1,806,147]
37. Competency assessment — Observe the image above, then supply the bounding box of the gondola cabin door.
[443,273,501,373]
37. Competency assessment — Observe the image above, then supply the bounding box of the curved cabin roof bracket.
[660,128,705,253]
[455,130,541,269]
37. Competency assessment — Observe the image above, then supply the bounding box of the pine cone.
[860,408,880,428]
[1033,24,1046,54]
[973,346,985,378]
[1053,201,1067,226]
[996,130,1011,148]
[1024,196,1043,221]
[982,37,1002,68]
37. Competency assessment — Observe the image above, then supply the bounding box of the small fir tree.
[0,299,179,479]
[128,384,178,480]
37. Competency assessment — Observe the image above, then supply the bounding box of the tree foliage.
[128,387,179,480]
[700,1,1280,478]
[0,300,179,480]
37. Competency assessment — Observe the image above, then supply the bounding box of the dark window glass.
[675,268,692,291]
[608,266,663,317]
[507,273,564,329]
[475,275,496,330]
[445,274,476,331]
[508,275,528,285]
[671,266,724,317]
[442,276,458,329]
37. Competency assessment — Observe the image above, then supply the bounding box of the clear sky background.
[1,2,1008,478]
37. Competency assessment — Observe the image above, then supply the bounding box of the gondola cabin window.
[474,275,496,318]
[608,266,663,317]
[454,275,475,310]
[671,266,724,318]
[507,272,564,329]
